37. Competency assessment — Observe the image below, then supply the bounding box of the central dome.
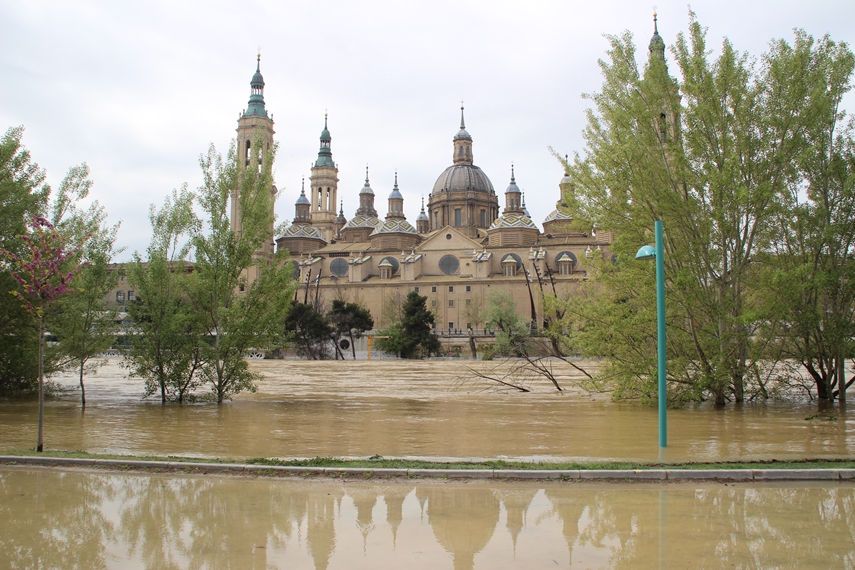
[431,164,495,195]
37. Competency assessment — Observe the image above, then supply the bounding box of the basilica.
[230,55,612,332]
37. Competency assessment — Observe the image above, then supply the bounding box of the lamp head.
[635,245,656,260]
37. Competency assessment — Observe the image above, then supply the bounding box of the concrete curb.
[0,456,851,482]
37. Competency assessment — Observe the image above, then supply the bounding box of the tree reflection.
[0,469,116,569]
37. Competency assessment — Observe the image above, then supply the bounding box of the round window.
[330,258,349,277]
[439,254,460,275]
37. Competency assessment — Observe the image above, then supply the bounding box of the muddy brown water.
[1,467,853,569]
[0,360,852,462]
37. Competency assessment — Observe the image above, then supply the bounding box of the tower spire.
[453,104,473,164]
[315,113,334,167]
[649,10,666,60]
[245,53,267,117]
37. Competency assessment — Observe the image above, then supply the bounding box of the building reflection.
[4,468,855,569]
[492,488,537,554]
[423,486,500,570]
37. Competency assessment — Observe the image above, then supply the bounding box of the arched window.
[659,113,667,143]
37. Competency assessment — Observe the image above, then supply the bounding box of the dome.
[342,215,380,230]
[544,208,572,223]
[389,178,403,200]
[454,128,471,141]
[251,70,264,88]
[360,167,374,195]
[295,187,310,205]
[454,105,472,141]
[431,164,495,196]
[505,167,521,195]
[489,214,538,231]
[277,224,326,242]
[371,219,418,236]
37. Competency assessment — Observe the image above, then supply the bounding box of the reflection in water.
[2,468,854,569]
[2,360,853,462]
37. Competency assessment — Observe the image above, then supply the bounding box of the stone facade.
[277,102,613,331]
[108,56,615,332]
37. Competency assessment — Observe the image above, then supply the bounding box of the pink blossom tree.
[1,216,86,451]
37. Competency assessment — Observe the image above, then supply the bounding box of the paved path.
[2,455,853,482]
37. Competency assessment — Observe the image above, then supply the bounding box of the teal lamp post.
[636,220,667,448]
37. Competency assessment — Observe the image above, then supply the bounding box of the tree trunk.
[349,330,356,359]
[79,360,86,407]
[469,332,477,358]
[838,352,846,405]
[38,315,45,452]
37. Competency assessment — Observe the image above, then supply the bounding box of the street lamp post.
[636,220,667,449]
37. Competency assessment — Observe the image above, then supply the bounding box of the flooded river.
[1,467,853,569]
[0,360,852,462]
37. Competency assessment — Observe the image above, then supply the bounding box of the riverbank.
[4,451,855,482]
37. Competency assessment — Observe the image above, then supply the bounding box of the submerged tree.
[376,291,440,358]
[559,13,854,405]
[759,34,855,402]
[1,216,85,451]
[328,299,373,359]
[125,186,204,404]
[0,126,49,395]
[48,164,123,406]
[484,290,531,357]
[284,302,332,360]
[189,139,294,403]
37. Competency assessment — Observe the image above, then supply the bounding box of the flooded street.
[1,360,852,462]
[2,467,854,569]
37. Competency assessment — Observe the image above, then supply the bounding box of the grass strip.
[2,449,854,471]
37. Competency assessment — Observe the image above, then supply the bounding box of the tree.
[559,13,852,405]
[48,164,124,406]
[328,299,374,359]
[0,126,49,395]
[761,34,855,402]
[484,290,531,357]
[125,186,204,404]
[189,140,295,403]
[284,302,332,360]
[376,291,440,358]
[1,216,85,451]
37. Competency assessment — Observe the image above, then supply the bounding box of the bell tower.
[232,53,276,256]
[231,54,276,289]
[309,113,340,242]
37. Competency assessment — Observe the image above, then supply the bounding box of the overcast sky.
[2,0,853,260]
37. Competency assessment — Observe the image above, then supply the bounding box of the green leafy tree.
[328,299,374,359]
[189,140,295,403]
[484,290,531,357]
[125,186,204,404]
[1,216,85,451]
[376,291,440,358]
[48,164,124,406]
[284,302,332,360]
[560,14,850,405]
[761,34,855,402]
[0,126,49,394]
